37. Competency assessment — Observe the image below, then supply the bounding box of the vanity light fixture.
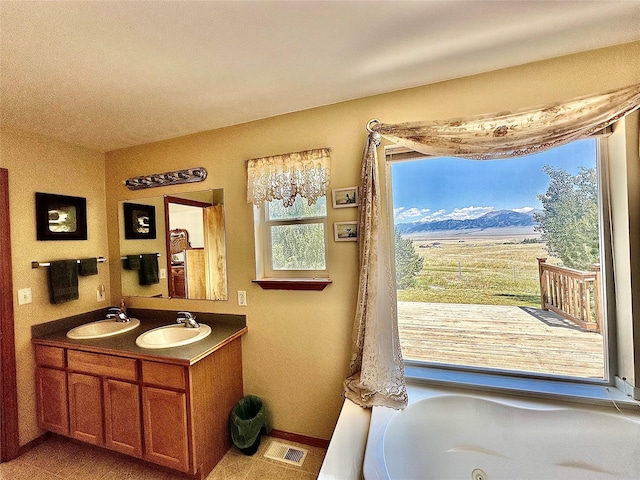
[124,167,208,190]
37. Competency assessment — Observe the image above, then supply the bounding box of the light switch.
[18,288,32,305]
[237,290,247,306]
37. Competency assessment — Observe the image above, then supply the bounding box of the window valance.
[246,147,331,207]
[369,83,640,160]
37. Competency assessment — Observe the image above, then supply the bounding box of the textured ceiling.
[1,1,639,152]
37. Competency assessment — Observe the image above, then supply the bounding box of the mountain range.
[396,209,540,234]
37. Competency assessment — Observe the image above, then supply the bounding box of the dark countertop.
[31,307,247,366]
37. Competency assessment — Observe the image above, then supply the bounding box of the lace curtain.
[246,148,331,207]
[343,132,408,410]
[369,83,640,160]
[344,83,639,411]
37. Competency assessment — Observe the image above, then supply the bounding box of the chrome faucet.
[177,311,199,328]
[106,306,130,323]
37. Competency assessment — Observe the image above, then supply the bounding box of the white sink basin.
[135,323,211,349]
[67,318,141,340]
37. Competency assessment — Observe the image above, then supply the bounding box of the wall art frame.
[36,192,88,241]
[332,186,358,208]
[334,221,358,242]
[123,202,157,240]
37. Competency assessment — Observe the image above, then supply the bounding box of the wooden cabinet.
[142,386,189,471]
[66,350,141,454]
[140,360,189,470]
[35,366,68,435]
[104,379,142,457]
[68,372,103,445]
[33,336,244,479]
[34,345,142,454]
[171,266,186,298]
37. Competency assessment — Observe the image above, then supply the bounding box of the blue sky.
[391,138,597,224]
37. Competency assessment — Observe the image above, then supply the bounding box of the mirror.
[118,189,228,300]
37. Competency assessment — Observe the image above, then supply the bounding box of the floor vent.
[264,440,308,467]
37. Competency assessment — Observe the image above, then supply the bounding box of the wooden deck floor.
[397,302,605,378]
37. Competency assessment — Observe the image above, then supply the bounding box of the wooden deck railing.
[537,258,602,333]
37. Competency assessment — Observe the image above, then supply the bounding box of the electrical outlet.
[18,287,32,305]
[237,290,247,306]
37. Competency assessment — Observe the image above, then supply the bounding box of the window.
[256,194,328,278]
[388,138,611,382]
[247,147,332,289]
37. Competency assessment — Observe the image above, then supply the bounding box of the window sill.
[252,278,332,291]
[405,363,639,408]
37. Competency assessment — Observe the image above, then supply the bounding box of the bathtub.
[365,384,640,480]
[320,382,640,480]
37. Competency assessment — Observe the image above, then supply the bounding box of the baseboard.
[16,431,52,457]
[269,429,329,449]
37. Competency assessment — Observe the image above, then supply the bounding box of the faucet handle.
[176,311,199,328]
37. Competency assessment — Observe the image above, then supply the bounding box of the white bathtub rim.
[363,382,640,480]
[318,398,371,480]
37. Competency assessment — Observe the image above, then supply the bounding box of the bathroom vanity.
[31,308,247,479]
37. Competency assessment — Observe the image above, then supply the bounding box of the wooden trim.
[0,168,19,461]
[164,196,175,297]
[165,196,211,209]
[16,432,52,457]
[252,278,332,291]
[269,429,329,449]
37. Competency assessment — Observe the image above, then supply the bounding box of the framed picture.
[123,202,157,239]
[332,186,358,208]
[334,221,358,242]
[36,192,87,241]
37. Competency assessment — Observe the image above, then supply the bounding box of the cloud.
[418,209,447,222]
[447,206,495,220]
[415,206,494,223]
[396,205,536,224]
[395,207,430,222]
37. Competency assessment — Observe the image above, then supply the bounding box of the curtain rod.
[245,146,331,165]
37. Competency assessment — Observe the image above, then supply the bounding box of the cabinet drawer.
[141,361,186,390]
[68,350,137,381]
[34,345,65,368]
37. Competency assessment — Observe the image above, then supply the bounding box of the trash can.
[230,395,270,455]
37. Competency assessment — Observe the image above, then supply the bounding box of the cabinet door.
[35,367,69,435]
[142,386,190,472]
[104,379,142,457]
[68,373,103,445]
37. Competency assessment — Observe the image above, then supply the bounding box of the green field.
[397,233,560,307]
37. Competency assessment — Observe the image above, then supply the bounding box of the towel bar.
[31,257,107,269]
[120,253,162,260]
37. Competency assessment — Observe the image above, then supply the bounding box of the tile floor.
[0,435,326,480]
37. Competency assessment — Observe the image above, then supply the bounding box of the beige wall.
[1,41,639,447]
[0,126,109,444]
[105,41,640,440]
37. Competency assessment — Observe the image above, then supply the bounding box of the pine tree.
[534,165,599,270]
[394,229,424,289]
